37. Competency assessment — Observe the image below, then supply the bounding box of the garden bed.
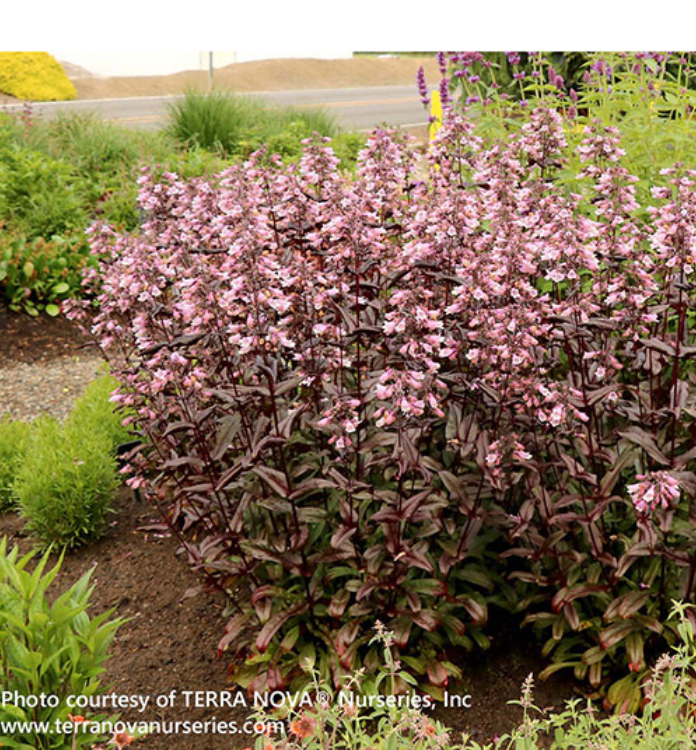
[0,311,90,365]
[4,49,696,750]
[0,489,241,750]
[0,478,578,748]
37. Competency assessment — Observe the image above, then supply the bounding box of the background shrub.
[14,416,119,548]
[0,419,31,511]
[0,538,123,749]
[167,89,341,157]
[0,231,90,315]
[25,112,177,231]
[0,52,76,101]
[0,140,87,239]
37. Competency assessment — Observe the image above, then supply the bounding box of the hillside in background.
[69,56,440,99]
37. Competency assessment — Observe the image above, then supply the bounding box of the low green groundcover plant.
[15,416,119,548]
[0,538,123,749]
[8,374,129,547]
[71,102,696,710]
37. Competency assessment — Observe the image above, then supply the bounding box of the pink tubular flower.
[627,472,680,515]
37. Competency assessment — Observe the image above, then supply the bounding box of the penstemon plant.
[70,104,696,706]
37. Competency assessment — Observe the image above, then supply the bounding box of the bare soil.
[0,309,92,366]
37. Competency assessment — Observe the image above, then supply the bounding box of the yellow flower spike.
[429,89,443,143]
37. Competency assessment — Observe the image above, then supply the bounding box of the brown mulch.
[0,310,93,365]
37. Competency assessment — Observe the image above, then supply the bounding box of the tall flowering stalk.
[71,111,696,706]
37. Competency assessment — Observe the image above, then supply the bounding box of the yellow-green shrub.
[0,52,76,101]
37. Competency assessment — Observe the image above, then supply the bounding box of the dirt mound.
[73,56,441,99]
[59,60,98,79]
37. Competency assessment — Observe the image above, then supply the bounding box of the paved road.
[0,86,427,132]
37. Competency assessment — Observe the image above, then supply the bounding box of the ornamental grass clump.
[71,111,696,705]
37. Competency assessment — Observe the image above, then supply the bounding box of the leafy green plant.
[66,373,132,452]
[0,420,31,511]
[332,131,366,171]
[14,417,119,548]
[0,230,91,315]
[0,537,123,749]
[0,141,88,239]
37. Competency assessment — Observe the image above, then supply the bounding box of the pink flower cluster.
[68,109,696,567]
[628,472,681,515]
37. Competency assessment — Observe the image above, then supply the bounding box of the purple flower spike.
[439,76,451,106]
[416,66,430,106]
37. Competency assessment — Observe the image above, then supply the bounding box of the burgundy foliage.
[70,110,696,704]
